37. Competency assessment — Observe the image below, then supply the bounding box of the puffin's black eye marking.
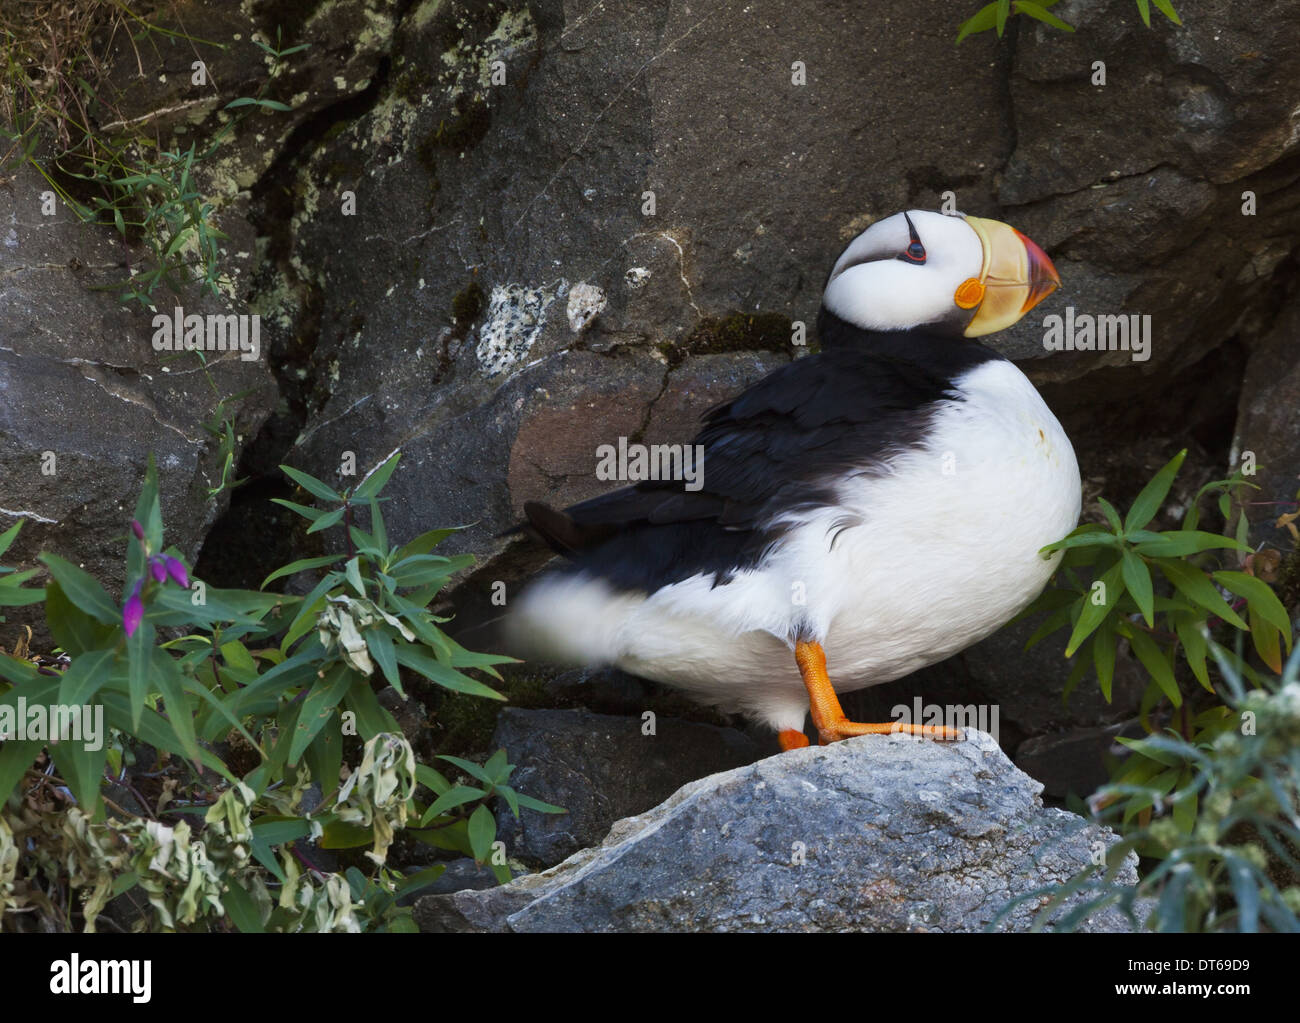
[897,211,927,265]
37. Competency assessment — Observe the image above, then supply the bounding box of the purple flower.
[149,556,167,583]
[131,519,145,541]
[123,579,144,638]
[164,556,190,589]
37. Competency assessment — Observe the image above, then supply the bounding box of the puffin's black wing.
[524,332,1000,592]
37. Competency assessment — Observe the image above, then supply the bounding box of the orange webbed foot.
[793,640,964,747]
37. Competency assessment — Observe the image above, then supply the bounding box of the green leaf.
[437,754,496,787]
[1093,623,1117,702]
[439,636,517,676]
[1116,734,1182,768]
[996,0,1011,35]
[395,865,446,898]
[1247,601,1283,675]
[1064,561,1125,657]
[0,581,45,607]
[280,464,341,503]
[150,646,201,767]
[496,783,521,818]
[147,585,269,629]
[1174,617,1212,692]
[389,557,471,589]
[305,507,346,535]
[1151,0,1181,25]
[288,662,353,765]
[56,645,117,706]
[364,629,401,692]
[126,619,156,729]
[49,740,108,817]
[956,1,1000,43]
[395,643,504,699]
[1223,853,1260,933]
[514,792,566,815]
[1171,785,1197,834]
[220,643,323,723]
[468,803,495,862]
[416,764,451,797]
[353,452,400,499]
[391,526,463,565]
[0,519,23,559]
[344,557,366,598]
[1125,449,1185,533]
[132,455,164,551]
[38,554,120,624]
[419,784,488,825]
[319,819,375,849]
[0,676,60,802]
[1120,549,1154,627]
[1062,639,1092,702]
[341,677,400,739]
[1095,497,1124,534]
[1131,531,1250,558]
[483,748,512,784]
[1040,529,1121,555]
[1013,1,1073,32]
[45,580,116,654]
[1023,604,1075,651]
[269,497,327,522]
[304,722,343,797]
[1125,626,1180,707]
[1135,0,1152,28]
[260,553,341,589]
[367,498,388,556]
[222,881,266,932]
[1158,561,1247,630]
[280,574,340,653]
[1213,571,1292,650]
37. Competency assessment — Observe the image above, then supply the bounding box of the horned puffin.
[505,210,1080,752]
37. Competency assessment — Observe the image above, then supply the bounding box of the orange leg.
[778,729,810,751]
[793,640,962,746]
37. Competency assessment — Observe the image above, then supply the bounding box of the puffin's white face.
[822,210,1060,337]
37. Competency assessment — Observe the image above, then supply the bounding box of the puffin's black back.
[524,313,1006,594]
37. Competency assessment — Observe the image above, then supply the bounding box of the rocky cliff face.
[2,0,1298,914]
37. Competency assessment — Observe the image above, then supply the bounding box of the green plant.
[956,0,1182,44]
[0,453,561,932]
[1,13,304,307]
[1020,452,1292,829]
[996,637,1300,932]
[1003,451,1298,931]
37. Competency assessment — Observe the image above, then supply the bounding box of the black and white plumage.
[505,210,1080,740]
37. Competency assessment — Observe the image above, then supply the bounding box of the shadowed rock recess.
[415,732,1138,933]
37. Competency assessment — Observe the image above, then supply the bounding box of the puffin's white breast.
[507,360,1081,731]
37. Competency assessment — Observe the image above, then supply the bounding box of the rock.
[542,667,655,715]
[1233,296,1300,523]
[274,0,1300,565]
[491,707,763,866]
[1004,0,1300,393]
[399,858,522,906]
[1015,722,1140,801]
[415,730,1138,932]
[0,160,275,615]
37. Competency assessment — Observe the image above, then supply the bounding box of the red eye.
[897,212,926,264]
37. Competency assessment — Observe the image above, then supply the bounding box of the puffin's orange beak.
[959,216,1061,337]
